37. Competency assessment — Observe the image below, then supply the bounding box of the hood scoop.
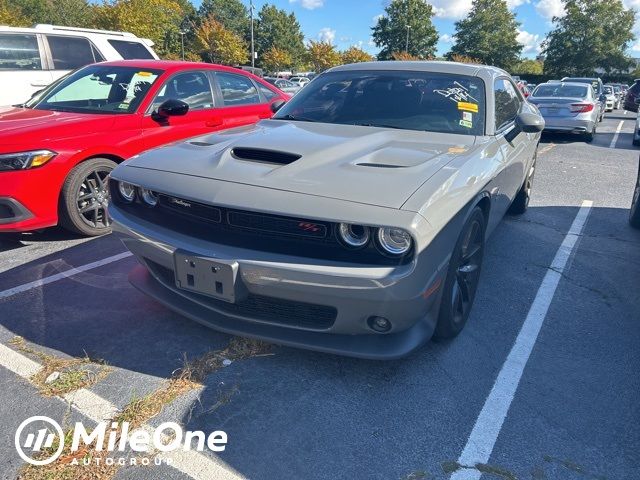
[231,147,301,165]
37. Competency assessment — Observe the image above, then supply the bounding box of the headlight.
[140,188,158,207]
[338,223,370,248]
[117,181,136,203]
[0,150,56,171]
[377,227,413,255]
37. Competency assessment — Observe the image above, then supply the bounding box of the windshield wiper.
[276,114,318,122]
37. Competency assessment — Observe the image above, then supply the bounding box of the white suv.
[0,24,158,106]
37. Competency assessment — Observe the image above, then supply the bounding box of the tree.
[255,4,306,68]
[0,0,29,25]
[543,0,635,76]
[447,0,522,70]
[261,47,292,73]
[371,0,438,60]
[198,0,249,39]
[513,58,544,74]
[391,51,420,61]
[448,53,480,64]
[94,0,185,58]
[307,41,341,73]
[195,15,248,65]
[341,46,374,64]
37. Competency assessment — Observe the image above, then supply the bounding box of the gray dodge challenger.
[108,61,544,359]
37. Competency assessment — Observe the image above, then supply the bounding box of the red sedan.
[0,60,288,236]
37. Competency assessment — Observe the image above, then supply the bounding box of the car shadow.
[0,206,639,478]
[0,226,88,253]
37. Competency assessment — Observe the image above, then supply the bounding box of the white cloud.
[289,0,324,10]
[517,29,542,54]
[317,27,336,44]
[430,0,528,19]
[439,34,454,44]
[534,0,565,21]
[372,13,384,25]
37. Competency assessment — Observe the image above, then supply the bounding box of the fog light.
[368,316,391,333]
[140,188,158,207]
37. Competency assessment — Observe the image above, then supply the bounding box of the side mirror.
[270,99,286,113]
[599,94,607,102]
[505,112,544,142]
[155,99,189,119]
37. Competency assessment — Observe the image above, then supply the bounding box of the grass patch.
[10,336,111,397]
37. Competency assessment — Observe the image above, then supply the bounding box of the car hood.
[125,119,477,209]
[0,106,117,146]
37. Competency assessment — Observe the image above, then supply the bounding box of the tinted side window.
[108,40,155,59]
[0,34,42,70]
[47,36,98,70]
[258,83,278,101]
[629,82,640,94]
[152,71,214,111]
[216,73,261,106]
[494,79,521,131]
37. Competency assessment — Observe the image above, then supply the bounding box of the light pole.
[179,30,186,61]
[250,0,255,68]
[405,25,410,53]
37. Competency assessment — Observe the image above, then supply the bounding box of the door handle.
[206,118,223,127]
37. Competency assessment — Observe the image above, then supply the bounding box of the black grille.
[111,185,412,266]
[0,203,14,220]
[231,147,301,165]
[148,261,337,330]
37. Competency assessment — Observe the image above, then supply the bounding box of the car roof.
[96,59,255,75]
[329,60,509,78]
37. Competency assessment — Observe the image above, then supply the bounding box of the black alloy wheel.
[59,158,117,236]
[434,207,486,339]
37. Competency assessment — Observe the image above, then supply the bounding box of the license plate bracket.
[173,250,243,303]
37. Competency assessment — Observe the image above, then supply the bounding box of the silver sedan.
[529,82,600,142]
[108,61,544,359]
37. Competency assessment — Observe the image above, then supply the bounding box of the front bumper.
[111,205,447,360]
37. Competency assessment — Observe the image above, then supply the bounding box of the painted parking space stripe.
[0,340,244,479]
[0,251,132,301]
[451,200,593,480]
[609,120,624,149]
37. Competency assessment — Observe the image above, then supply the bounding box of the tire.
[434,207,486,340]
[585,125,596,143]
[509,155,536,214]
[630,166,640,229]
[58,158,117,236]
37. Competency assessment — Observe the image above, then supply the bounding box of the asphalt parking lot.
[1,111,639,480]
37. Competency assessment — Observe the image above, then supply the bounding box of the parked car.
[109,61,544,359]
[603,85,616,111]
[607,84,623,109]
[633,103,640,146]
[516,81,530,98]
[0,60,288,236]
[288,76,310,87]
[529,82,600,142]
[562,77,606,121]
[263,77,300,94]
[630,159,640,228]
[624,79,640,112]
[0,24,158,106]
[528,83,537,91]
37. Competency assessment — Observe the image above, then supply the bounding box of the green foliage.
[371,0,438,60]
[512,58,544,74]
[341,46,374,64]
[198,0,249,39]
[543,0,635,76]
[447,0,522,70]
[307,40,341,72]
[255,4,306,68]
[261,47,293,72]
[195,14,248,65]
[0,0,30,25]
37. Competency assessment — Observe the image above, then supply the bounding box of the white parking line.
[0,340,244,479]
[609,120,624,149]
[451,200,593,480]
[0,251,132,301]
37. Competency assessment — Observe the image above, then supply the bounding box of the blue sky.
[193,0,582,58]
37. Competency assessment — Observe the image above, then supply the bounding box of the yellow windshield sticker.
[137,71,152,77]
[458,102,478,113]
[448,146,467,153]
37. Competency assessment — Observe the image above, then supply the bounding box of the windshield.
[533,84,588,98]
[604,86,613,94]
[272,70,486,136]
[30,65,163,114]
